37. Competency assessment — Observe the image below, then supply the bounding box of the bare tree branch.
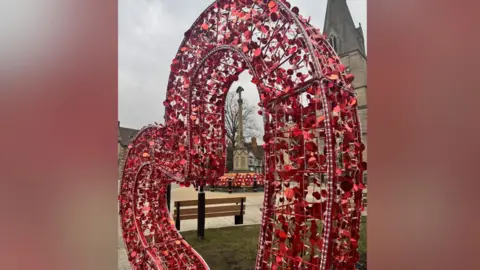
[224,91,260,149]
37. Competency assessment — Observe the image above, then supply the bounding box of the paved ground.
[118,183,367,269]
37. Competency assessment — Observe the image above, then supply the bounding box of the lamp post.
[197,179,206,240]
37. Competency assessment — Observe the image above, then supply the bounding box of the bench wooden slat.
[174,205,246,216]
[177,211,245,220]
[175,197,246,207]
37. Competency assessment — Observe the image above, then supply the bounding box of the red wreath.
[243,174,252,186]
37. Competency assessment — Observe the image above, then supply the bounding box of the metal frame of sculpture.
[119,0,366,269]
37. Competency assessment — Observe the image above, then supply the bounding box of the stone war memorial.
[213,86,266,192]
[119,0,367,269]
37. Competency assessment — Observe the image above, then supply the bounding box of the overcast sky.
[119,0,367,132]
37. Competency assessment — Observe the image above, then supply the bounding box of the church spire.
[323,0,365,56]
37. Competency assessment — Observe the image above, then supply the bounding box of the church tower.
[324,0,367,160]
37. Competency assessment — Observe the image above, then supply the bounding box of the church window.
[241,157,246,168]
[328,35,338,52]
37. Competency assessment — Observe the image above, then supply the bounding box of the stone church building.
[324,0,368,161]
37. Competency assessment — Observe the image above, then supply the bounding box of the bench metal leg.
[197,187,205,240]
[234,214,243,225]
[235,198,244,225]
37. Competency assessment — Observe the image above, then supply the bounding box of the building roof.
[118,121,139,147]
[245,142,264,160]
[323,0,366,57]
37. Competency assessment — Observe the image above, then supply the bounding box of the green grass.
[182,217,367,270]
[359,217,367,255]
[182,225,260,270]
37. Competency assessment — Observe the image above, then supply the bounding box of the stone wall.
[341,50,367,161]
[233,149,249,171]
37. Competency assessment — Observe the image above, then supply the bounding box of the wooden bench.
[173,197,246,230]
